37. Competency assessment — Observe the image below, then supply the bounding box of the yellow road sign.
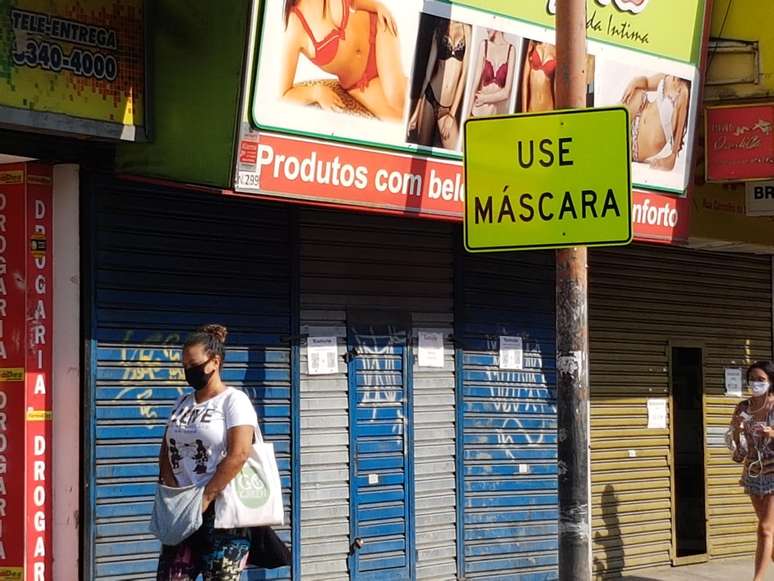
[464,107,632,252]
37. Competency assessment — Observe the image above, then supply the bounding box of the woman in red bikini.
[406,17,471,149]
[520,40,557,113]
[467,29,516,119]
[280,0,407,120]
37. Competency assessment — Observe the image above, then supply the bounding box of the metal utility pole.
[555,0,591,579]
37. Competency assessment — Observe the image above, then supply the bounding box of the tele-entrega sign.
[0,0,145,140]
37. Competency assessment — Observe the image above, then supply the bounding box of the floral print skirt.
[156,505,250,581]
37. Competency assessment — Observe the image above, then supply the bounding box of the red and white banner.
[0,163,53,580]
[234,131,689,244]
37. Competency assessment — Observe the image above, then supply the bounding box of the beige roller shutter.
[589,244,772,577]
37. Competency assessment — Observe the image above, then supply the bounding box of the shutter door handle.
[349,538,365,555]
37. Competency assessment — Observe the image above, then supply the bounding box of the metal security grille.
[86,177,293,580]
[458,251,558,579]
[347,325,413,580]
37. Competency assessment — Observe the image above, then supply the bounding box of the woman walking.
[729,361,774,581]
[156,324,259,580]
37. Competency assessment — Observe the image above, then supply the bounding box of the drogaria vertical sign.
[0,167,27,579]
[0,164,53,580]
[25,168,52,580]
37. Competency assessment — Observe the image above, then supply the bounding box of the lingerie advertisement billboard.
[246,0,704,196]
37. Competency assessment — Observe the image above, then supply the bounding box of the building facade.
[8,0,774,580]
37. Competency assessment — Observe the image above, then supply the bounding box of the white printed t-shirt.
[165,387,258,487]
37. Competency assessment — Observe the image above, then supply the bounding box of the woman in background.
[728,361,774,581]
[279,0,407,120]
[407,18,471,149]
[467,29,516,118]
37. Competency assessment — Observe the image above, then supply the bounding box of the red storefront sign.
[705,103,774,182]
[0,164,52,580]
[234,132,689,244]
[24,167,52,581]
[0,168,27,579]
[631,190,690,245]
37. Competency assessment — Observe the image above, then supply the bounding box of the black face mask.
[185,359,214,391]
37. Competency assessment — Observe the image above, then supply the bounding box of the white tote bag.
[214,427,285,528]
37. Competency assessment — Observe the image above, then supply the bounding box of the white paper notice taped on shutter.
[499,336,523,370]
[647,398,668,429]
[725,367,743,397]
[417,331,444,368]
[308,336,338,375]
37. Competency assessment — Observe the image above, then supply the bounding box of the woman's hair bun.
[198,324,228,344]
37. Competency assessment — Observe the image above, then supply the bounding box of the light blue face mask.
[750,381,771,397]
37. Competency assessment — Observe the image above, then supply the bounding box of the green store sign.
[447,0,706,64]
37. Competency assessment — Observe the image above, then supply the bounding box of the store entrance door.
[671,347,708,562]
[346,321,414,581]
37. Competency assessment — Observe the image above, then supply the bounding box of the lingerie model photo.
[468,30,517,119]
[290,0,378,92]
[527,42,556,80]
[621,73,690,171]
[406,16,471,150]
[481,44,511,90]
[520,40,557,113]
[630,78,678,163]
[423,26,466,121]
[279,0,407,121]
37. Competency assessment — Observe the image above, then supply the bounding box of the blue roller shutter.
[85,176,294,580]
[297,209,456,580]
[458,251,558,580]
[347,323,414,581]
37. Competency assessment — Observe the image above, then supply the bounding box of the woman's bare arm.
[352,0,397,34]
[468,39,486,115]
[352,0,385,13]
[279,19,322,105]
[646,73,666,91]
[449,26,472,119]
[409,34,438,127]
[419,34,438,100]
[672,87,690,155]
[158,438,177,487]
[652,86,690,170]
[521,42,532,111]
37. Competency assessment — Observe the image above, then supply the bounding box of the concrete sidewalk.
[620,556,764,580]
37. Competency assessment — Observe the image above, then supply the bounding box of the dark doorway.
[672,347,707,558]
